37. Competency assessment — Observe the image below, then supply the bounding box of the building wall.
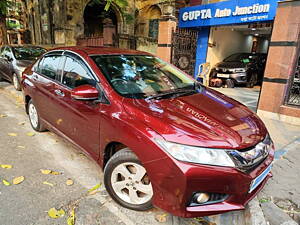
[206,27,254,68]
[257,0,300,125]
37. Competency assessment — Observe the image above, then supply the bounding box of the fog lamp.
[195,193,210,204]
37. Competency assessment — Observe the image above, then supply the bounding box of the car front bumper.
[146,146,274,218]
[216,72,248,84]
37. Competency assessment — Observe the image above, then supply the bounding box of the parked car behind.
[210,53,267,88]
[0,45,46,90]
[22,47,274,218]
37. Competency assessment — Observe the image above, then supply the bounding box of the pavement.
[0,81,299,225]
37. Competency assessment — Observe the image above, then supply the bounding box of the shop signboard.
[179,0,278,28]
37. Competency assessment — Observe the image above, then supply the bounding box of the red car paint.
[22,47,274,217]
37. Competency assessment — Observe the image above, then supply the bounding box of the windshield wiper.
[145,89,196,100]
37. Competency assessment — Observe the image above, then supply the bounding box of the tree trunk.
[0,16,8,45]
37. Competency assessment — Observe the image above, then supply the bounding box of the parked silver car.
[0,45,46,90]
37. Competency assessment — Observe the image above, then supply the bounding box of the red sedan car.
[21,47,274,217]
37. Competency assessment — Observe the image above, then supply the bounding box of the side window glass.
[39,55,61,80]
[62,57,95,89]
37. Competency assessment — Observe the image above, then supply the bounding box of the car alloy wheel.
[28,100,46,132]
[13,73,21,91]
[104,148,153,211]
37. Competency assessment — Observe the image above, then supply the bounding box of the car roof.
[50,46,152,56]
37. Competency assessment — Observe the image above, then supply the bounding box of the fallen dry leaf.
[51,171,60,175]
[26,132,35,137]
[67,207,75,225]
[0,164,13,169]
[8,133,17,137]
[56,119,63,125]
[18,121,25,125]
[66,179,73,186]
[155,213,168,223]
[43,181,54,187]
[17,145,26,149]
[48,207,65,219]
[88,183,101,193]
[13,176,24,185]
[2,179,11,186]
[0,114,7,118]
[87,190,100,196]
[40,169,52,175]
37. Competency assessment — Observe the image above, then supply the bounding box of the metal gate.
[171,28,198,76]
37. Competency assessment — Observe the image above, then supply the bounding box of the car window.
[62,57,96,89]
[12,47,46,60]
[38,55,62,80]
[2,47,13,57]
[0,47,5,56]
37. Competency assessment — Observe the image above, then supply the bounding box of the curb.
[245,197,267,225]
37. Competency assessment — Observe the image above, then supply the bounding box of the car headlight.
[234,68,246,73]
[155,139,235,167]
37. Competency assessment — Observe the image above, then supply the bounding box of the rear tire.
[247,73,258,88]
[28,99,46,132]
[104,148,153,211]
[12,73,21,91]
[226,79,235,88]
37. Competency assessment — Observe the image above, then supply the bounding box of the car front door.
[51,53,101,159]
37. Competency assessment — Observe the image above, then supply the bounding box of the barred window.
[286,48,300,106]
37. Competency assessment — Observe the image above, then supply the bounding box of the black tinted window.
[38,55,61,80]
[62,57,95,89]
[12,47,46,60]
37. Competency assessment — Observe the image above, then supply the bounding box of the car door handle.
[32,74,38,80]
[54,89,65,97]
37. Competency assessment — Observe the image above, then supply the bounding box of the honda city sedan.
[0,45,46,90]
[21,47,274,217]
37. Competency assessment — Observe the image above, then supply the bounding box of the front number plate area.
[249,164,272,193]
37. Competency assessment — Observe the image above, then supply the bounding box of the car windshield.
[92,55,196,99]
[224,53,258,64]
[13,47,46,60]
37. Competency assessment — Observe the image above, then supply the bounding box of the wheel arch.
[103,141,127,169]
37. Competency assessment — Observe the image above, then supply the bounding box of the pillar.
[157,15,177,63]
[103,18,116,47]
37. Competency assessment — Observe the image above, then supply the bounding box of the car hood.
[122,88,267,150]
[16,60,34,68]
[215,61,246,69]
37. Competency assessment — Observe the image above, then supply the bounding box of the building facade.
[25,0,176,54]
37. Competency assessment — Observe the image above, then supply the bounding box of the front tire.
[104,148,153,211]
[28,99,46,132]
[12,73,21,91]
[247,73,258,88]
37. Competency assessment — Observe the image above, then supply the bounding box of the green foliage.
[88,0,128,12]
[0,0,11,17]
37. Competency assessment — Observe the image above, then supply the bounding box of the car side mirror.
[71,85,99,101]
[5,55,13,62]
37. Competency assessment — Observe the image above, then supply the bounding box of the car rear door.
[50,52,101,159]
[30,52,66,126]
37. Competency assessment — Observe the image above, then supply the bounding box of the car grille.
[215,68,234,74]
[228,134,272,173]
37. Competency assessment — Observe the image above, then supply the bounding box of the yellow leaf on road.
[40,169,60,175]
[17,145,26,149]
[43,181,54,187]
[13,176,24,185]
[51,171,60,175]
[0,114,7,118]
[87,190,100,196]
[155,213,168,223]
[67,208,75,225]
[48,208,65,219]
[0,164,12,169]
[8,133,17,137]
[2,179,11,186]
[26,132,35,137]
[40,169,52,174]
[66,179,73,186]
[18,121,25,125]
[88,183,101,193]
